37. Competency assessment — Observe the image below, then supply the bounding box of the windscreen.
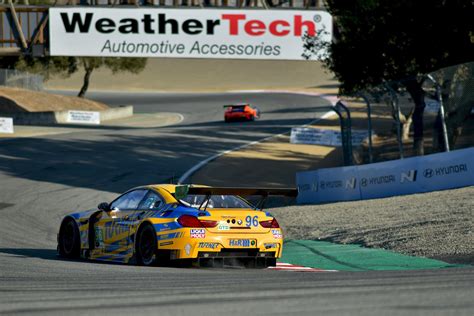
[180,194,253,209]
[230,106,246,112]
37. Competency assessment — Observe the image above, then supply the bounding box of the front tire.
[135,223,158,266]
[58,218,80,258]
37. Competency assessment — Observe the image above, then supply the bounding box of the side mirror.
[98,202,111,212]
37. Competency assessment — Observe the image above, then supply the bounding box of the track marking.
[178,91,337,184]
[269,262,338,272]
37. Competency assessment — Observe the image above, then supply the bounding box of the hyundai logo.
[423,168,434,178]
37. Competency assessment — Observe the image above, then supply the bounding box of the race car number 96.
[246,215,259,227]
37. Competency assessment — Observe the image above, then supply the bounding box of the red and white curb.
[268,262,338,272]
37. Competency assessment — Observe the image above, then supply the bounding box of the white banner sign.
[67,111,100,125]
[290,127,372,146]
[49,8,332,60]
[0,117,14,134]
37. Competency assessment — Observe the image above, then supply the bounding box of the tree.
[431,62,474,151]
[308,0,473,155]
[77,57,147,98]
[15,56,78,81]
[16,56,147,98]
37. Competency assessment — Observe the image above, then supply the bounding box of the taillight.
[177,215,218,228]
[259,218,280,228]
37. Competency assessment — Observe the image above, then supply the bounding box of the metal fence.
[1,0,325,8]
[337,62,473,164]
[0,68,43,90]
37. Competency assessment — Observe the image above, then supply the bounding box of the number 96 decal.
[245,215,259,227]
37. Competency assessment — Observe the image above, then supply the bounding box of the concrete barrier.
[296,147,474,204]
[0,105,133,125]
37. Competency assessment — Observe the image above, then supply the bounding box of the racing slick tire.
[58,218,81,259]
[135,223,159,266]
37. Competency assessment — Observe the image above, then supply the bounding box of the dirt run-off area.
[270,186,473,265]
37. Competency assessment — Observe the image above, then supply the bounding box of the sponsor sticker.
[190,228,205,238]
[360,175,396,187]
[423,164,468,178]
[229,239,255,247]
[271,229,282,239]
[95,226,104,247]
[218,222,230,230]
[198,242,219,249]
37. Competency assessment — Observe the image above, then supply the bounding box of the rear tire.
[58,218,80,259]
[135,223,158,266]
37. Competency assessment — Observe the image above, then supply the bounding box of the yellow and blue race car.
[57,184,297,268]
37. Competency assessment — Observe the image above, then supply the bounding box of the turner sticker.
[198,242,219,249]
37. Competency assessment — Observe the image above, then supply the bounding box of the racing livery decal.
[190,228,206,238]
[57,184,296,267]
[272,229,282,239]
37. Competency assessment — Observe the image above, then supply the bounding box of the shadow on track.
[0,116,336,193]
[0,248,59,261]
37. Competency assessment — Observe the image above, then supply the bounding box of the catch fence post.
[332,101,353,166]
[426,74,450,152]
[384,84,404,159]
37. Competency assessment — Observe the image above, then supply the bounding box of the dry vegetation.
[0,87,108,113]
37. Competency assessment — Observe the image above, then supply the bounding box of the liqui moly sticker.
[272,229,282,239]
[190,228,205,238]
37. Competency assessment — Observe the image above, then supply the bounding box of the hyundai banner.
[49,8,332,60]
[297,147,474,204]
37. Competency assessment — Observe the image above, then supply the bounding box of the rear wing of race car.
[174,185,297,210]
[186,186,297,197]
[223,104,247,108]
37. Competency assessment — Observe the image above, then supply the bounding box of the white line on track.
[178,91,337,184]
[269,262,338,272]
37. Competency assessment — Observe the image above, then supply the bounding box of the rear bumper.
[197,249,276,267]
[157,229,283,260]
[224,114,252,121]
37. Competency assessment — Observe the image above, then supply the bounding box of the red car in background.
[224,104,261,122]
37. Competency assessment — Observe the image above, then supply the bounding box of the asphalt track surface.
[0,91,473,315]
